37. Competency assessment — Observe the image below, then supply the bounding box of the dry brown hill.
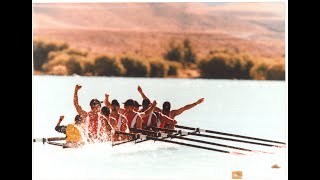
[33,3,285,59]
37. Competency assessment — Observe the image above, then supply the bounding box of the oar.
[47,141,64,147]
[33,137,66,144]
[112,131,148,146]
[176,125,286,145]
[151,127,280,147]
[135,132,180,144]
[131,129,255,153]
[115,131,140,139]
[186,132,278,147]
[167,134,253,152]
[112,139,137,147]
[129,128,161,136]
[139,128,256,152]
[146,136,245,155]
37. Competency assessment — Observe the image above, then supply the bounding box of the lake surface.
[32,76,287,180]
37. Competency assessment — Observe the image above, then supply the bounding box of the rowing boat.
[33,124,286,153]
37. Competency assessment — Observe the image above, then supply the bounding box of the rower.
[133,100,141,112]
[137,85,204,128]
[99,106,118,142]
[123,99,157,130]
[139,98,177,129]
[104,93,155,119]
[110,99,129,133]
[74,84,102,141]
[104,94,125,115]
[123,99,143,130]
[54,115,86,148]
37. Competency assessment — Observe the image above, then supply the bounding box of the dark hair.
[163,101,171,111]
[90,99,101,107]
[134,100,141,108]
[74,115,82,122]
[101,106,110,116]
[142,99,151,108]
[123,99,134,107]
[111,99,120,107]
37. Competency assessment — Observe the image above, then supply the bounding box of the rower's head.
[111,99,120,111]
[133,100,141,112]
[90,99,101,112]
[74,115,83,124]
[123,99,134,112]
[142,99,151,109]
[101,106,111,116]
[163,101,171,112]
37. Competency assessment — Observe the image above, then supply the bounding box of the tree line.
[33,38,285,80]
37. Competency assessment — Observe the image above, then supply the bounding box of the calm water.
[32,76,287,180]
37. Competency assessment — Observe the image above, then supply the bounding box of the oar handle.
[115,131,140,139]
[130,128,161,137]
[33,137,66,144]
[150,127,177,133]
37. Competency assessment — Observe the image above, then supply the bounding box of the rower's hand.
[152,100,157,107]
[105,93,109,98]
[75,84,82,91]
[137,85,143,93]
[59,115,64,122]
[197,98,205,105]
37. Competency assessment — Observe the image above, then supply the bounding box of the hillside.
[33,3,285,59]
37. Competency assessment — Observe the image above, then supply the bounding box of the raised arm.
[137,85,149,100]
[172,98,205,118]
[139,100,157,118]
[73,85,87,117]
[104,94,112,109]
[55,115,67,134]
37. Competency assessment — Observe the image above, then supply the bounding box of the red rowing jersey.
[87,111,99,137]
[160,111,172,128]
[126,112,139,128]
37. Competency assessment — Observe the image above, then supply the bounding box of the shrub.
[250,63,285,80]
[167,65,178,76]
[149,61,167,77]
[198,54,230,79]
[266,65,285,80]
[120,57,148,77]
[183,39,196,63]
[94,55,125,76]
[82,62,95,76]
[164,41,183,62]
[66,59,82,75]
[198,53,255,79]
[33,39,69,70]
